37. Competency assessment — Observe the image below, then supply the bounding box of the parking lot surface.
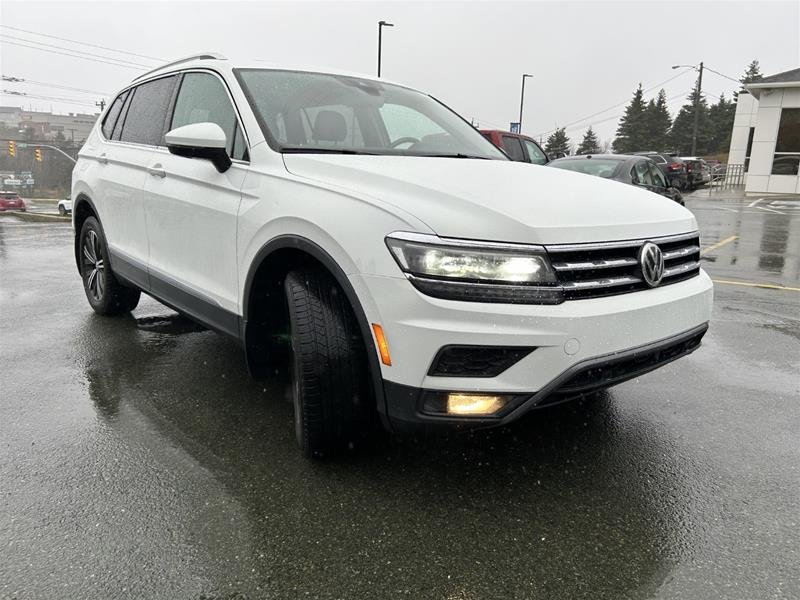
[1,191,798,600]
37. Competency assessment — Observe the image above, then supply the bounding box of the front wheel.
[79,216,140,315]
[284,268,373,458]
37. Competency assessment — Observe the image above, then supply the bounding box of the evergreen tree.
[707,94,736,154]
[576,126,601,154]
[613,84,649,153]
[668,81,711,155]
[643,89,672,150]
[740,60,763,89]
[544,127,571,157]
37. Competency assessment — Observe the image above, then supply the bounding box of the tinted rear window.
[119,76,177,146]
[549,158,621,178]
[501,135,525,161]
[101,91,128,139]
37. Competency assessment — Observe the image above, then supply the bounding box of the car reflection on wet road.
[1,191,798,599]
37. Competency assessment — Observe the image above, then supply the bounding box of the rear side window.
[501,135,525,161]
[171,72,246,159]
[649,154,666,164]
[119,76,178,146]
[101,91,128,139]
[632,161,653,184]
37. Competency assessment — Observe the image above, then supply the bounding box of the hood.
[282,154,697,245]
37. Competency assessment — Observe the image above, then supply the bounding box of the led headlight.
[386,232,562,304]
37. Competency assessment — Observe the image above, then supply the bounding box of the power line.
[0,24,164,62]
[0,39,146,70]
[0,34,151,68]
[1,90,98,108]
[2,75,111,96]
[536,68,695,138]
[704,66,741,85]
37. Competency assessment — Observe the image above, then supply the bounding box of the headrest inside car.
[312,110,347,142]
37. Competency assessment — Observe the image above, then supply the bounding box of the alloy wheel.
[82,230,105,301]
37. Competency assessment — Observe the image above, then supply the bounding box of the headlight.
[385,232,562,304]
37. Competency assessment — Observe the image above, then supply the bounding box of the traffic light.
[34,148,43,162]
[7,140,15,157]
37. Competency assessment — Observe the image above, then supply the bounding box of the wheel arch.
[242,234,389,427]
[72,193,100,273]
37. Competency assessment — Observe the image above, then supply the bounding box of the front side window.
[234,69,506,159]
[119,75,177,146]
[772,108,800,176]
[171,72,246,160]
[523,139,547,165]
[101,91,128,139]
[501,136,525,161]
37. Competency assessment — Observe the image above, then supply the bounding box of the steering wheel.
[390,136,420,148]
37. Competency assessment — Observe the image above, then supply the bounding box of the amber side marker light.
[446,393,506,416]
[372,323,392,366]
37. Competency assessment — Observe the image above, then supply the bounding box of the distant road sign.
[24,178,35,185]
[16,142,27,148]
[510,122,520,134]
[4,178,22,186]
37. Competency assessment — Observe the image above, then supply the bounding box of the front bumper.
[384,322,707,432]
[351,269,713,432]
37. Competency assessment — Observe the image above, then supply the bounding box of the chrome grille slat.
[664,260,700,278]
[560,274,643,290]
[552,257,638,271]
[663,245,700,260]
[545,232,701,300]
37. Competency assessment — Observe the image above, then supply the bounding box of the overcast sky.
[1,0,798,144]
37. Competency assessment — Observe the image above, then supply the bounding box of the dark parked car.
[678,156,710,189]
[632,152,688,190]
[0,191,26,211]
[547,154,684,204]
[479,129,549,165]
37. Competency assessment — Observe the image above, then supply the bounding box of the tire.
[58,205,66,216]
[79,216,140,315]
[284,268,373,457]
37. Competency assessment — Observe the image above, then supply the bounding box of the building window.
[772,108,800,176]
[744,127,755,172]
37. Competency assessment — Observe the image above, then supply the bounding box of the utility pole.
[519,74,532,133]
[377,20,394,77]
[691,62,704,156]
[95,99,106,112]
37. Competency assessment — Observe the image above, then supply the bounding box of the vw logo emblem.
[639,242,665,287]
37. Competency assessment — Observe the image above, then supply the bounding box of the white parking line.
[757,205,787,215]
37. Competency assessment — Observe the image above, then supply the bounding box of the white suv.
[72,53,713,456]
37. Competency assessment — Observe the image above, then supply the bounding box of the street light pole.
[377,20,394,77]
[672,62,705,155]
[519,74,532,133]
[690,61,704,156]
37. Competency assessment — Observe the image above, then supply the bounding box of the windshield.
[235,69,506,159]
[549,158,622,178]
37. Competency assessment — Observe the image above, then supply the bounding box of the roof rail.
[132,52,227,82]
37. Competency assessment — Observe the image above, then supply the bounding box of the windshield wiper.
[281,147,378,155]
[420,153,492,160]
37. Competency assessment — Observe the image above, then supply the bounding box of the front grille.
[428,345,535,377]
[546,232,700,300]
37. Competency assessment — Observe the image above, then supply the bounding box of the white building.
[728,67,800,194]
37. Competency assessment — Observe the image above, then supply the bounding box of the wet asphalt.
[1,190,798,600]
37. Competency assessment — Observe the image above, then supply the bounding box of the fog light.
[446,393,506,416]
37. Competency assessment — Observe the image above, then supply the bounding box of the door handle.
[147,164,166,178]
[97,153,108,165]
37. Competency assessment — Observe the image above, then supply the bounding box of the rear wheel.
[79,216,140,315]
[284,268,373,458]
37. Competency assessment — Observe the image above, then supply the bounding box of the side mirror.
[165,122,232,173]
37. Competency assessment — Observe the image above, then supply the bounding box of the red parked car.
[479,129,550,165]
[0,191,26,212]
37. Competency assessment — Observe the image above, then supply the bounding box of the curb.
[0,211,71,223]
